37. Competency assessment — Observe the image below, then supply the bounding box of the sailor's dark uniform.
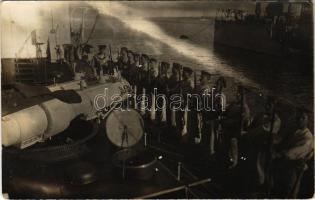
[144,58,158,122]
[133,54,142,88]
[73,45,95,81]
[118,59,129,81]
[92,54,109,75]
[197,80,214,147]
[272,116,313,198]
[154,62,170,126]
[222,87,251,168]
[140,68,149,91]
[158,62,170,94]
[117,47,129,77]
[62,44,74,64]
[166,63,181,129]
[180,67,194,142]
[128,62,138,86]
[154,62,170,125]
[75,57,95,82]
[117,57,128,74]
[138,54,149,93]
[196,71,221,152]
[212,77,227,150]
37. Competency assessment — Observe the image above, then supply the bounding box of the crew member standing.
[117,47,129,75]
[223,85,251,169]
[133,53,141,87]
[167,63,181,131]
[252,97,281,193]
[126,50,137,85]
[92,45,109,76]
[139,54,150,92]
[181,67,194,143]
[74,44,95,82]
[148,58,160,123]
[167,63,181,95]
[214,76,227,150]
[159,62,170,126]
[159,62,170,95]
[271,108,313,198]
[147,58,159,92]
[197,71,214,149]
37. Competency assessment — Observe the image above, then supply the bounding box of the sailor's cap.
[183,66,193,75]
[98,45,107,50]
[215,76,226,88]
[141,54,149,60]
[172,63,181,71]
[161,62,170,70]
[201,70,211,78]
[149,58,157,63]
[62,44,73,47]
[127,50,134,56]
[82,44,93,53]
[120,47,128,52]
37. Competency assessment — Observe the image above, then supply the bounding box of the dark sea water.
[213,45,313,109]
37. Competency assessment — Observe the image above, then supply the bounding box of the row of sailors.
[74,44,313,198]
[73,44,238,150]
[117,46,227,150]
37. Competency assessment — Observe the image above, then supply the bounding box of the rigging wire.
[69,7,99,47]
[82,12,99,45]
[16,33,32,58]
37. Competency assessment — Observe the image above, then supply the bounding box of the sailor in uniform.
[271,108,313,198]
[180,67,194,143]
[139,54,150,91]
[213,76,227,150]
[127,50,137,86]
[157,62,170,122]
[133,53,142,87]
[62,44,74,64]
[196,71,214,149]
[167,63,181,130]
[215,76,227,95]
[149,59,159,91]
[159,62,170,94]
[253,97,282,191]
[92,45,109,77]
[159,62,170,126]
[136,54,151,119]
[223,85,251,169]
[147,58,158,92]
[74,44,95,83]
[134,53,141,67]
[79,44,94,63]
[167,63,181,95]
[117,47,129,73]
